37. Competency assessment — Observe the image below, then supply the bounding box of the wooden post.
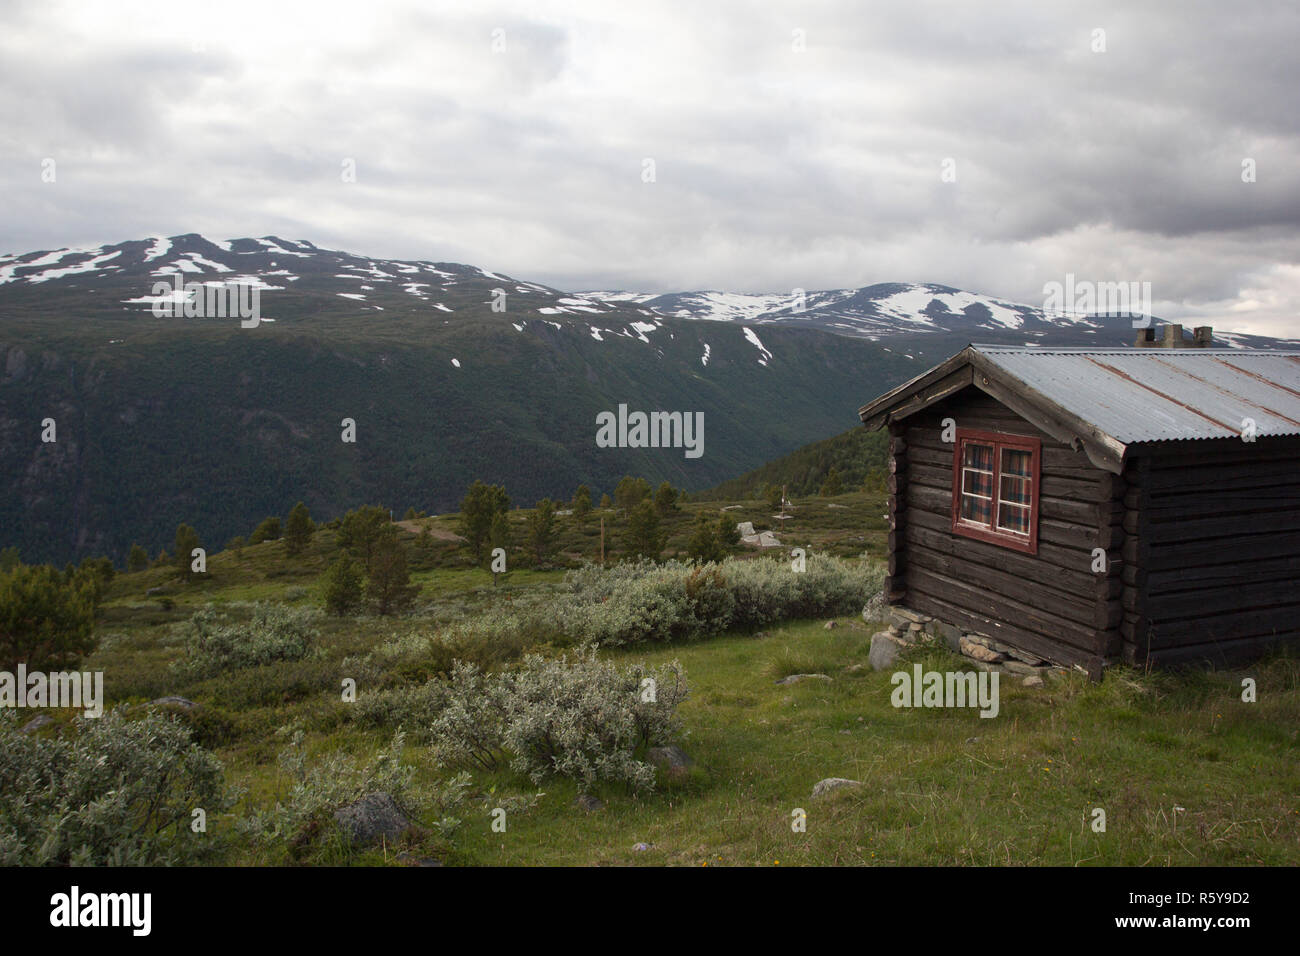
[600,515,605,564]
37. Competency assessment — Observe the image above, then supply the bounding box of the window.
[951,429,1040,553]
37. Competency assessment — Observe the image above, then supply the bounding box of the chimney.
[1134,323,1214,348]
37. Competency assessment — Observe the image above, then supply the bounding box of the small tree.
[573,485,592,522]
[283,501,315,556]
[614,475,651,513]
[686,514,725,563]
[716,513,741,552]
[489,511,511,563]
[599,494,612,509]
[459,481,511,563]
[337,505,390,570]
[174,524,201,581]
[322,555,364,616]
[367,532,418,615]
[249,516,282,544]
[819,468,843,497]
[0,563,97,671]
[654,481,680,515]
[765,484,784,512]
[526,499,558,566]
[624,501,664,560]
[126,544,149,573]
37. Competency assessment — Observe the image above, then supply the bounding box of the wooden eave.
[858,346,1129,474]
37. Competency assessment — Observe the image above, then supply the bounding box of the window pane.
[997,502,1030,534]
[961,493,991,524]
[1000,473,1030,506]
[964,443,993,471]
[1002,447,1032,478]
[959,441,995,527]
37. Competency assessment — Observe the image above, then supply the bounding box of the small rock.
[647,745,694,780]
[147,696,197,710]
[145,586,168,597]
[812,777,862,798]
[960,636,1005,663]
[931,620,963,650]
[962,633,994,648]
[1006,648,1045,666]
[576,794,604,812]
[632,842,654,852]
[869,632,905,671]
[775,673,833,686]
[824,620,838,630]
[844,663,866,673]
[19,714,52,734]
[1022,675,1044,688]
[333,792,411,847]
[1001,660,1040,676]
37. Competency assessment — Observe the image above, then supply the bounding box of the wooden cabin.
[858,338,1300,677]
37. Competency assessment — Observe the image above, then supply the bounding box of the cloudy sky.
[3,0,1298,335]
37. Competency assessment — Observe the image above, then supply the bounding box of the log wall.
[1121,436,1300,666]
[892,389,1115,675]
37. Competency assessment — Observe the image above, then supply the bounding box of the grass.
[441,625,1299,866]
[28,491,1300,866]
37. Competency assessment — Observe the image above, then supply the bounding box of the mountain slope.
[3,233,1291,566]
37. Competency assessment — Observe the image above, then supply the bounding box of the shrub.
[239,727,419,850]
[250,516,282,544]
[284,502,316,556]
[0,563,97,671]
[562,554,880,645]
[173,603,320,679]
[322,555,365,615]
[0,707,232,866]
[429,648,688,792]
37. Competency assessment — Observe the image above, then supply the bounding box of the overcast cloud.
[1,0,1297,335]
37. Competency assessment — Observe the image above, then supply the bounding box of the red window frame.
[950,428,1041,554]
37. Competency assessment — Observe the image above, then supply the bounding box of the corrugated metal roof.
[974,347,1300,443]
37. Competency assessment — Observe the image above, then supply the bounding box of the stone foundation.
[865,604,1081,684]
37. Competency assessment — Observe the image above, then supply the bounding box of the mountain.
[1,234,1290,566]
[583,283,1293,349]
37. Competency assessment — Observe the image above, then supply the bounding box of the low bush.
[173,603,321,679]
[430,647,688,792]
[0,707,233,865]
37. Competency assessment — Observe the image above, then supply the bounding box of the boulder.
[812,777,862,798]
[736,521,756,537]
[869,632,905,671]
[1022,675,1044,688]
[333,792,411,847]
[647,745,694,781]
[959,636,1005,663]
